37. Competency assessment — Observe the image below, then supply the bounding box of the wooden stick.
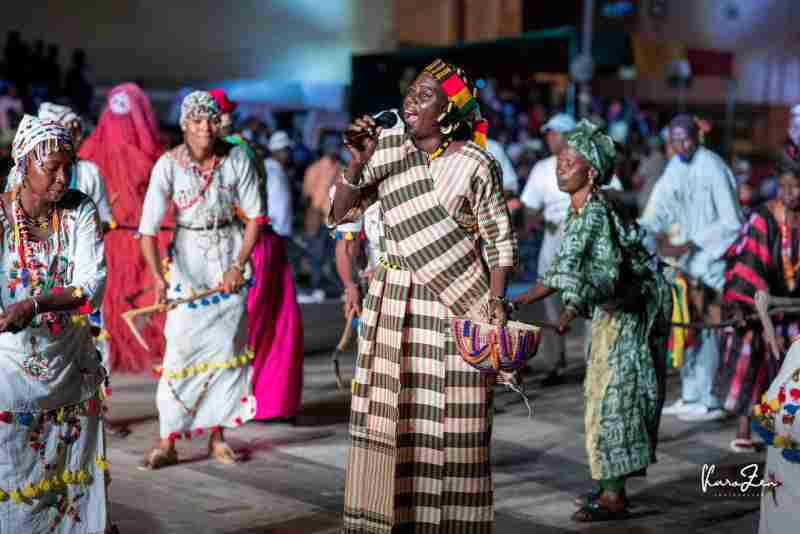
[670,306,800,330]
[332,309,356,390]
[122,287,224,351]
[522,303,800,334]
[756,291,783,361]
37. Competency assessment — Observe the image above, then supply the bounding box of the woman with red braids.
[79,83,171,372]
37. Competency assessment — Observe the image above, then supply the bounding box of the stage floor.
[105,301,761,534]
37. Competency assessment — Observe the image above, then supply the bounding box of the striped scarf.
[424,58,489,149]
[356,124,492,318]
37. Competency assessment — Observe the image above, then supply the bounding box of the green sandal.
[574,486,602,507]
[574,486,627,507]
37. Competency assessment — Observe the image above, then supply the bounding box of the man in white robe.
[639,114,744,422]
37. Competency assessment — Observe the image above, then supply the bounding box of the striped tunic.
[718,202,800,416]
[334,122,518,533]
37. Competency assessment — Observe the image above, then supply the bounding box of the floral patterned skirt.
[0,392,110,533]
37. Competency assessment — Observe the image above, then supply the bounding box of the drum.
[452,318,541,373]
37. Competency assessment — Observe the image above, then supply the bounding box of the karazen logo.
[700,464,782,497]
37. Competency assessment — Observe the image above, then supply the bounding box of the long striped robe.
[718,201,800,416]
[333,121,518,533]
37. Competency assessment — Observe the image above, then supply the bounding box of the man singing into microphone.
[331,59,518,533]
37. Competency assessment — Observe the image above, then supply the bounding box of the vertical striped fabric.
[338,124,517,533]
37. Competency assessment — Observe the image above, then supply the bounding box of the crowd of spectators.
[1,31,95,174]
[1,30,794,297]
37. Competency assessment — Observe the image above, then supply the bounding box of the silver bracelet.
[31,297,40,316]
[339,171,361,189]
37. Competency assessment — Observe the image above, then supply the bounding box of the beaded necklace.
[781,223,798,288]
[11,190,64,340]
[429,138,452,161]
[12,190,61,275]
[20,208,53,230]
[178,153,221,212]
[14,189,57,233]
[780,208,800,291]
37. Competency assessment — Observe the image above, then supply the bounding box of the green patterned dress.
[544,193,672,480]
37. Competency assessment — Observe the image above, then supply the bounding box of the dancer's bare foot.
[142,440,178,470]
[106,423,131,438]
[208,429,242,465]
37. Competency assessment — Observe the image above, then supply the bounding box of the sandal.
[574,486,602,507]
[730,438,756,453]
[571,500,631,522]
[142,447,178,470]
[574,486,627,507]
[209,442,242,465]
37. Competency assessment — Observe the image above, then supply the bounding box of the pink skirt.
[247,230,304,419]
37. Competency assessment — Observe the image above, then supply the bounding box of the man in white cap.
[266,131,293,240]
[520,113,622,385]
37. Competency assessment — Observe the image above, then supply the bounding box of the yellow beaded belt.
[379,256,405,270]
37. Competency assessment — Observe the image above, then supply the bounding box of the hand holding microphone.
[343,111,397,167]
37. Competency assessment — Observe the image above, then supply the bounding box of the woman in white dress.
[0,115,110,533]
[139,91,264,469]
[35,103,116,384]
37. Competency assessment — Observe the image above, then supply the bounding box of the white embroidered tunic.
[0,191,109,533]
[139,145,264,438]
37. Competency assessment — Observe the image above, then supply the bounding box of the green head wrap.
[565,119,616,185]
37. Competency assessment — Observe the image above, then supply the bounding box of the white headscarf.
[179,91,220,128]
[6,114,73,191]
[38,102,79,127]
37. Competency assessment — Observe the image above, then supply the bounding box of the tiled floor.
[105,302,761,533]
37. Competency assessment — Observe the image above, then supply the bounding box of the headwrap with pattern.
[179,91,220,127]
[565,119,616,185]
[6,114,73,190]
[38,102,80,127]
[424,58,489,149]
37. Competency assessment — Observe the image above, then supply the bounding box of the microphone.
[344,111,398,147]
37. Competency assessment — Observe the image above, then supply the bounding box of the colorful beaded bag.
[452,318,541,373]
